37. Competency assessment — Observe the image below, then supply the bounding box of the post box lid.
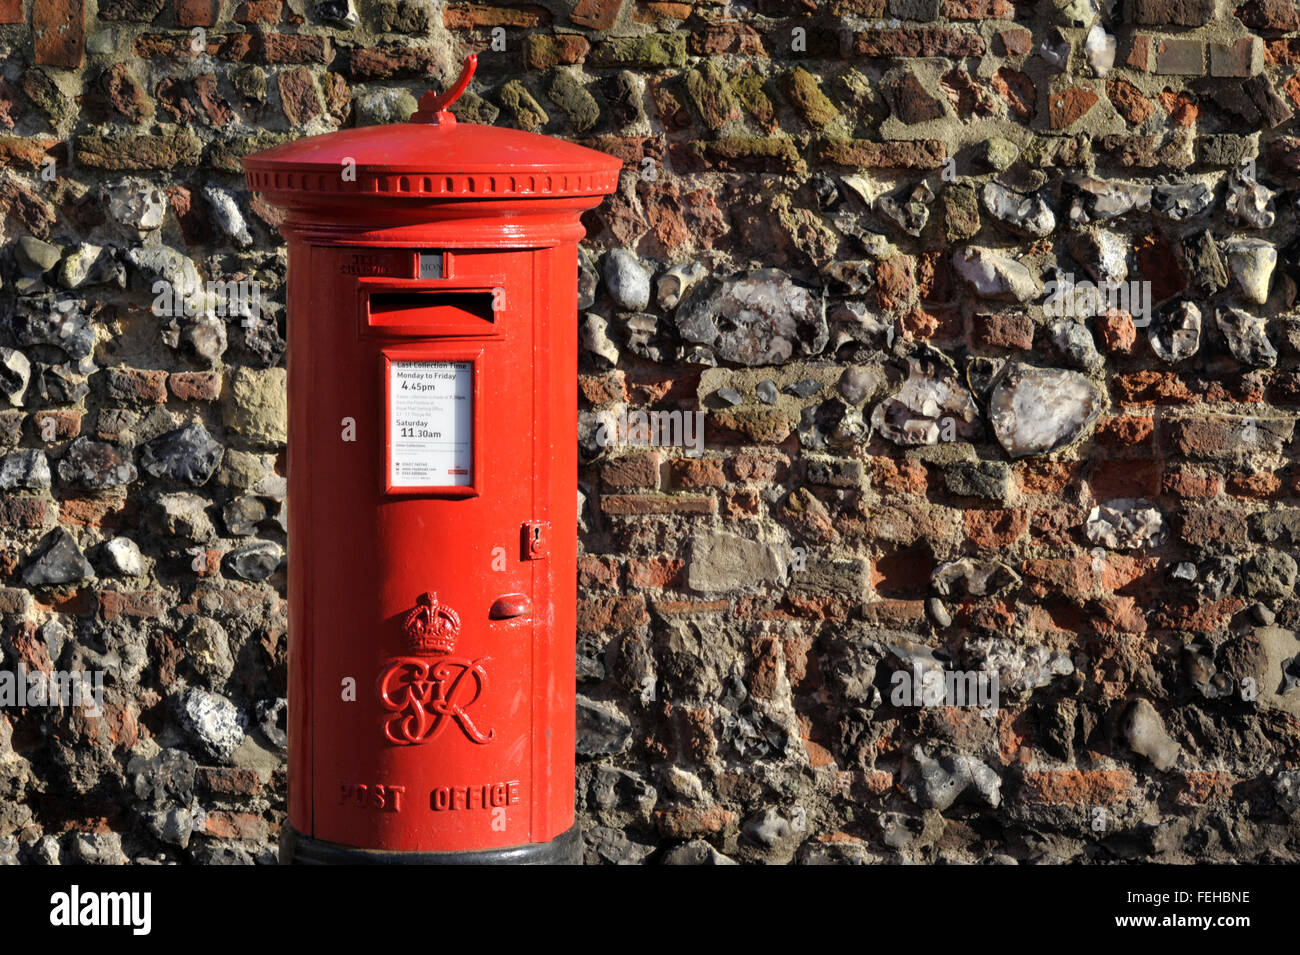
[243,55,622,206]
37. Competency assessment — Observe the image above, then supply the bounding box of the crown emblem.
[403,591,461,656]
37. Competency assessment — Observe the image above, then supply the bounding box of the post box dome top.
[243,54,622,207]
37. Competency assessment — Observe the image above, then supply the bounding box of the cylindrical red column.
[243,65,619,863]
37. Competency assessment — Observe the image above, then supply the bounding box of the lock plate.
[522,521,549,560]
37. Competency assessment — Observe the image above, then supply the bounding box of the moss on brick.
[74,127,202,170]
[546,70,601,133]
[498,79,549,132]
[589,34,687,69]
[730,71,777,129]
[783,66,840,129]
[685,60,740,130]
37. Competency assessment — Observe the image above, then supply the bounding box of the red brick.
[1097,310,1139,354]
[61,494,129,528]
[974,310,1034,349]
[601,453,660,489]
[654,806,734,839]
[233,0,282,24]
[964,508,1028,547]
[1162,466,1222,498]
[851,28,985,57]
[32,410,81,440]
[176,0,220,26]
[0,496,54,529]
[105,367,168,403]
[1021,770,1136,805]
[999,27,1032,55]
[600,494,714,516]
[169,371,222,401]
[577,555,619,590]
[204,811,268,840]
[1015,461,1078,495]
[34,0,85,67]
[690,21,767,56]
[669,458,726,489]
[569,0,621,29]
[625,557,684,589]
[1095,415,1155,448]
[1226,471,1282,499]
[1090,459,1160,498]
[196,766,263,796]
[443,3,550,27]
[1112,370,1199,405]
[576,595,648,634]
[96,590,166,621]
[578,372,627,405]
[1108,76,1156,124]
[1178,506,1250,547]
[991,68,1035,119]
[867,457,929,495]
[0,0,20,23]
[262,33,332,64]
[944,0,1014,15]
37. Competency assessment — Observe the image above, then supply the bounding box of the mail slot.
[243,55,620,864]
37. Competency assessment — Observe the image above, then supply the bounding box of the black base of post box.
[279,823,582,865]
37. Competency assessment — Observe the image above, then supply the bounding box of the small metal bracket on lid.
[411,53,477,126]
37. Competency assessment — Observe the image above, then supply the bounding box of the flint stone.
[202,185,253,247]
[1148,301,1201,363]
[1226,169,1276,229]
[104,536,146,576]
[953,247,1042,302]
[140,422,223,486]
[577,696,632,755]
[932,558,1020,597]
[104,177,167,231]
[22,528,94,586]
[1223,238,1276,305]
[0,349,31,406]
[1085,500,1167,549]
[1049,319,1104,371]
[224,540,282,581]
[871,349,979,446]
[1121,699,1180,771]
[990,364,1103,457]
[904,746,1001,811]
[180,688,246,762]
[57,243,125,290]
[0,449,50,490]
[58,437,138,488]
[12,296,95,359]
[15,236,62,275]
[676,270,828,366]
[1151,181,1214,220]
[981,182,1056,237]
[603,249,651,311]
[1216,306,1276,367]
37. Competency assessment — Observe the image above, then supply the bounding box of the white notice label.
[388,361,473,488]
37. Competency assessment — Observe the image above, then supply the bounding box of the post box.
[242,55,620,864]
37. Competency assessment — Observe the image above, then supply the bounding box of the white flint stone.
[990,363,1103,457]
[953,247,1042,302]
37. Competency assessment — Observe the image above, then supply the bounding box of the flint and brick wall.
[2,0,1300,864]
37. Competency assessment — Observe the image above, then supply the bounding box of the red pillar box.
[243,56,620,864]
